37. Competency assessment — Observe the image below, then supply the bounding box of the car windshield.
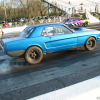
[63,19,69,22]
[20,27,34,37]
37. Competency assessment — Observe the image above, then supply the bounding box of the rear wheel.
[84,37,96,51]
[25,46,43,64]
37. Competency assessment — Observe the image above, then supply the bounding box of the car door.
[44,25,77,51]
[75,17,83,24]
[41,27,53,52]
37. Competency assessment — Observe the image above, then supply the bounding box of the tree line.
[0,0,63,21]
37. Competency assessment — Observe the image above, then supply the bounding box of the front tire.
[25,46,43,64]
[84,37,96,51]
[84,22,88,27]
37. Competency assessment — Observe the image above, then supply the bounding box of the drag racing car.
[0,23,100,64]
[62,17,90,28]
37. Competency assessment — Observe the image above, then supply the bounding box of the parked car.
[44,17,49,19]
[0,23,100,64]
[31,17,38,21]
[19,18,24,22]
[0,21,5,24]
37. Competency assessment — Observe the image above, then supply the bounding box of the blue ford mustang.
[0,23,100,64]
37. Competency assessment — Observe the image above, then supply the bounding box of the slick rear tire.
[84,37,96,51]
[25,46,43,64]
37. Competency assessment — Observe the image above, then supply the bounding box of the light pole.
[3,0,7,22]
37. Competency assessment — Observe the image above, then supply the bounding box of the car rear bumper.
[0,44,25,57]
[7,50,25,57]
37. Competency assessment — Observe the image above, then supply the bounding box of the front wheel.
[84,22,88,27]
[84,37,96,51]
[25,46,43,64]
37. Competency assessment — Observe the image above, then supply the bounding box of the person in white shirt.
[8,22,12,27]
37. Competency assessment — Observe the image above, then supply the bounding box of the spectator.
[19,21,22,26]
[4,22,8,28]
[72,7,76,14]
[72,7,75,14]
[68,1,71,5]
[95,4,98,12]
[15,22,17,27]
[53,17,55,23]
[31,20,34,25]
[48,17,51,23]
[55,0,57,6]
[81,6,83,12]
[59,16,62,22]
[80,3,84,12]
[8,22,12,27]
[74,8,76,13]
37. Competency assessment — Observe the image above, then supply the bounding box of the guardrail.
[2,25,27,34]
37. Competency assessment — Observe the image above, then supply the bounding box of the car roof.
[28,23,65,28]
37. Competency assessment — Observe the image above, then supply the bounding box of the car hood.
[73,28,94,32]
[1,36,25,44]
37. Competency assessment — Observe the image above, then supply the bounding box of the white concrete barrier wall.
[2,25,27,34]
[28,76,100,100]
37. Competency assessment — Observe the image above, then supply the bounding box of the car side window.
[70,19,74,21]
[74,18,76,21]
[54,25,72,35]
[75,18,80,21]
[42,28,48,36]
[20,27,34,37]
[42,27,54,36]
[42,25,72,36]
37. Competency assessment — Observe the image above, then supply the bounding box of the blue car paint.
[1,23,100,57]
[49,33,77,51]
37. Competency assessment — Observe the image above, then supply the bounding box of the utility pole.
[48,3,49,16]
[3,0,7,22]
